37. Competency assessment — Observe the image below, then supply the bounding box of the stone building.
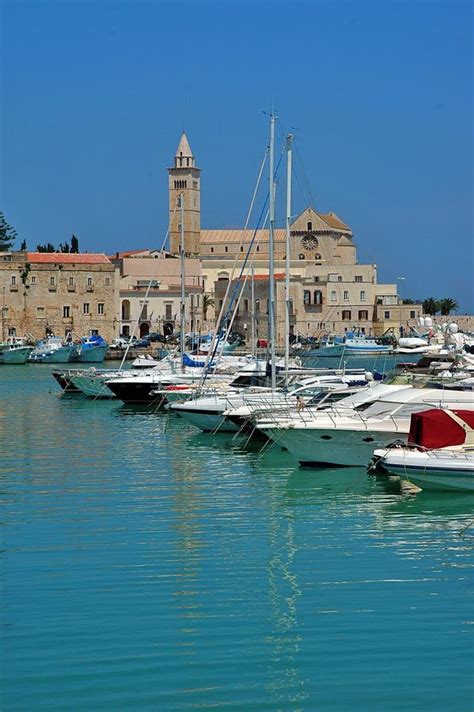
[0,252,118,341]
[111,251,204,338]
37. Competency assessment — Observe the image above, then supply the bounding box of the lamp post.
[397,276,405,337]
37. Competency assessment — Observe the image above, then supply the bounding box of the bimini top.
[408,409,474,449]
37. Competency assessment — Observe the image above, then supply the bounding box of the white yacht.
[372,408,474,491]
[255,384,474,467]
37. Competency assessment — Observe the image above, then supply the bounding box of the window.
[331,291,337,302]
[83,303,90,315]
[343,290,349,301]
[210,247,214,253]
[304,290,311,305]
[358,310,369,320]
[256,246,260,252]
[410,310,416,319]
[342,310,352,320]
[87,276,93,287]
[307,221,312,231]
[11,275,16,286]
[63,306,70,318]
[244,299,249,312]
[165,304,172,320]
[384,310,390,319]
[255,299,260,313]
[31,275,36,285]
[68,276,74,287]
[50,276,55,286]
[314,290,323,305]
[98,303,105,315]
[314,276,320,282]
[315,253,322,260]
[224,246,228,253]
[355,275,363,283]
[360,290,366,301]
[298,254,306,260]
[105,277,111,286]
[2,306,9,318]
[337,276,342,282]
[36,306,45,318]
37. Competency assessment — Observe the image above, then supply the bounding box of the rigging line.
[119,200,179,370]
[276,120,313,208]
[197,146,270,382]
[211,141,286,363]
[201,141,286,382]
[293,140,315,207]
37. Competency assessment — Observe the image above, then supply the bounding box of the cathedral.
[165,132,420,339]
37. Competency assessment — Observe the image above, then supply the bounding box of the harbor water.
[1,364,473,710]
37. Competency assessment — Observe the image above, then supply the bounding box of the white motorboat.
[255,383,474,467]
[372,409,474,491]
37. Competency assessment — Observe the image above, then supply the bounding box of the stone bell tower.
[168,132,201,256]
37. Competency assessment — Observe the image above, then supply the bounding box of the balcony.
[48,285,57,292]
[86,285,94,292]
[67,285,76,292]
[9,284,18,291]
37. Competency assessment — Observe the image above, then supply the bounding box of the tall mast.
[179,193,186,371]
[250,265,256,357]
[268,112,276,392]
[284,134,293,373]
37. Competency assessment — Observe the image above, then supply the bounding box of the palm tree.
[438,297,459,316]
[422,297,440,315]
[202,294,215,322]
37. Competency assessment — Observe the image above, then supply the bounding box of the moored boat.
[371,409,474,491]
[0,338,34,364]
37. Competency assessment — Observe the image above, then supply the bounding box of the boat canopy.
[408,409,474,449]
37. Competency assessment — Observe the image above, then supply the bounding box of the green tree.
[202,294,215,322]
[59,242,70,253]
[70,234,79,253]
[422,297,440,315]
[36,243,56,253]
[402,298,415,305]
[20,239,27,251]
[438,297,459,316]
[0,212,18,252]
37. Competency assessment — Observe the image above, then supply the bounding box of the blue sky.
[1,0,472,310]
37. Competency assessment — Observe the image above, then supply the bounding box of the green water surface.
[1,365,473,710]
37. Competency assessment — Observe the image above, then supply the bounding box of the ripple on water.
[1,366,473,711]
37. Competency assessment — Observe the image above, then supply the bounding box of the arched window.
[121,299,131,321]
[314,290,323,305]
[298,254,305,260]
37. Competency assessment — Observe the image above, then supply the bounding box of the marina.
[2,363,474,710]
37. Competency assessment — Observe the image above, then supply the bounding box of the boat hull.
[172,407,239,432]
[74,345,108,363]
[0,346,33,364]
[29,346,74,363]
[260,425,403,467]
[375,449,474,491]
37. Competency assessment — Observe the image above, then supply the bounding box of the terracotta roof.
[201,229,287,244]
[27,252,111,264]
[320,212,350,231]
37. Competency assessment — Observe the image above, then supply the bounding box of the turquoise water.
[1,365,473,711]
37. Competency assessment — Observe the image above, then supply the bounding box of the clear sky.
[1,0,473,310]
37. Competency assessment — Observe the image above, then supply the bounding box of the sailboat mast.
[268,112,276,392]
[179,193,186,370]
[284,134,293,373]
[251,265,256,357]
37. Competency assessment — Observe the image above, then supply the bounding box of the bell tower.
[168,132,201,256]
